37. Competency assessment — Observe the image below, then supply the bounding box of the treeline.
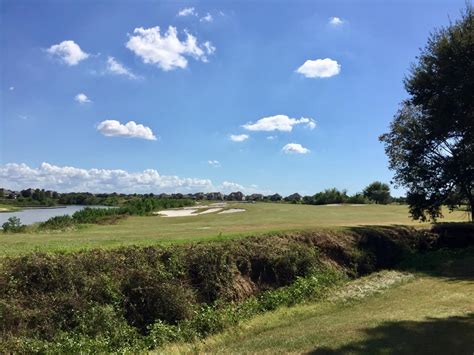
[1,181,405,208]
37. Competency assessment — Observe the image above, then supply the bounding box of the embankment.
[0,223,472,352]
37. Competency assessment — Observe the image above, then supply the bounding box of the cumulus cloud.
[208,160,221,167]
[47,40,89,66]
[282,143,310,154]
[106,56,138,79]
[74,93,91,104]
[230,134,249,142]
[178,7,196,17]
[329,17,344,26]
[243,114,316,132]
[97,120,157,140]
[126,26,215,71]
[0,162,214,193]
[200,13,213,22]
[0,162,268,194]
[296,58,341,78]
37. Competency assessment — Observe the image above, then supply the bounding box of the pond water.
[0,205,111,226]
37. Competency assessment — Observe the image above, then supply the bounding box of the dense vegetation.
[1,223,472,353]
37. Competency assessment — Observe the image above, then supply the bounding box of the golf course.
[0,202,468,256]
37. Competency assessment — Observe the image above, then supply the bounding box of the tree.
[380,6,474,221]
[363,182,391,204]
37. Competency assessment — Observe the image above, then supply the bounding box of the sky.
[0,0,467,195]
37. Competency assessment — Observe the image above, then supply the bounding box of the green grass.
[0,203,468,256]
[0,203,20,212]
[168,251,474,354]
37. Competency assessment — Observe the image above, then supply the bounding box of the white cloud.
[106,56,138,79]
[74,93,91,104]
[296,58,341,78]
[230,134,249,142]
[220,181,244,192]
[200,13,213,22]
[329,17,344,26]
[47,40,89,66]
[282,143,310,154]
[9,86,14,91]
[0,162,214,193]
[178,7,196,17]
[267,135,277,140]
[208,160,221,167]
[242,114,316,132]
[126,26,215,71]
[97,120,157,140]
[0,162,269,194]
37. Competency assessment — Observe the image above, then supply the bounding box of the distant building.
[206,192,224,201]
[285,193,302,202]
[226,191,245,201]
[246,193,263,201]
[268,193,282,202]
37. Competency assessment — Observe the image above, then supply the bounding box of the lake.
[0,205,111,226]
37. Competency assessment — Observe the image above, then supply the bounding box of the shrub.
[38,215,75,230]
[121,271,195,332]
[2,217,26,233]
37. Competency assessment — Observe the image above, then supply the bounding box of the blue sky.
[0,0,466,195]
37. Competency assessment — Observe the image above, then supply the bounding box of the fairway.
[0,203,468,256]
[169,251,474,354]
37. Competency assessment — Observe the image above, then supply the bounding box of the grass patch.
[0,203,468,257]
[169,249,474,354]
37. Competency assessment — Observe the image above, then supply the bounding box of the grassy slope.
[169,252,474,354]
[0,203,468,256]
[0,204,19,212]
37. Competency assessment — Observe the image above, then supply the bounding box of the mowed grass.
[0,203,468,256]
[169,251,474,354]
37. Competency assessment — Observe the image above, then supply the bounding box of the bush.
[2,217,26,233]
[121,271,195,332]
[38,215,75,230]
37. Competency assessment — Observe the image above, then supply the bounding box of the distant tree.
[380,6,474,221]
[363,182,391,205]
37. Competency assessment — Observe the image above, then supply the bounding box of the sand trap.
[218,208,246,214]
[156,207,223,217]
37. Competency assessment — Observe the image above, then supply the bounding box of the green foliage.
[380,6,474,221]
[38,215,75,230]
[363,181,391,204]
[1,217,26,233]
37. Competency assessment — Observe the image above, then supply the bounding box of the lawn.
[0,203,468,256]
[168,250,474,354]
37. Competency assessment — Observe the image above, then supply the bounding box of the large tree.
[380,6,474,221]
[363,181,391,205]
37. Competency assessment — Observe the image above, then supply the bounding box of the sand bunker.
[156,207,223,217]
[218,208,246,214]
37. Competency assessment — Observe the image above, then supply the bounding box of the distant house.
[285,193,302,202]
[192,192,205,200]
[158,193,171,199]
[206,192,224,201]
[268,193,282,202]
[226,191,245,201]
[246,193,263,201]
